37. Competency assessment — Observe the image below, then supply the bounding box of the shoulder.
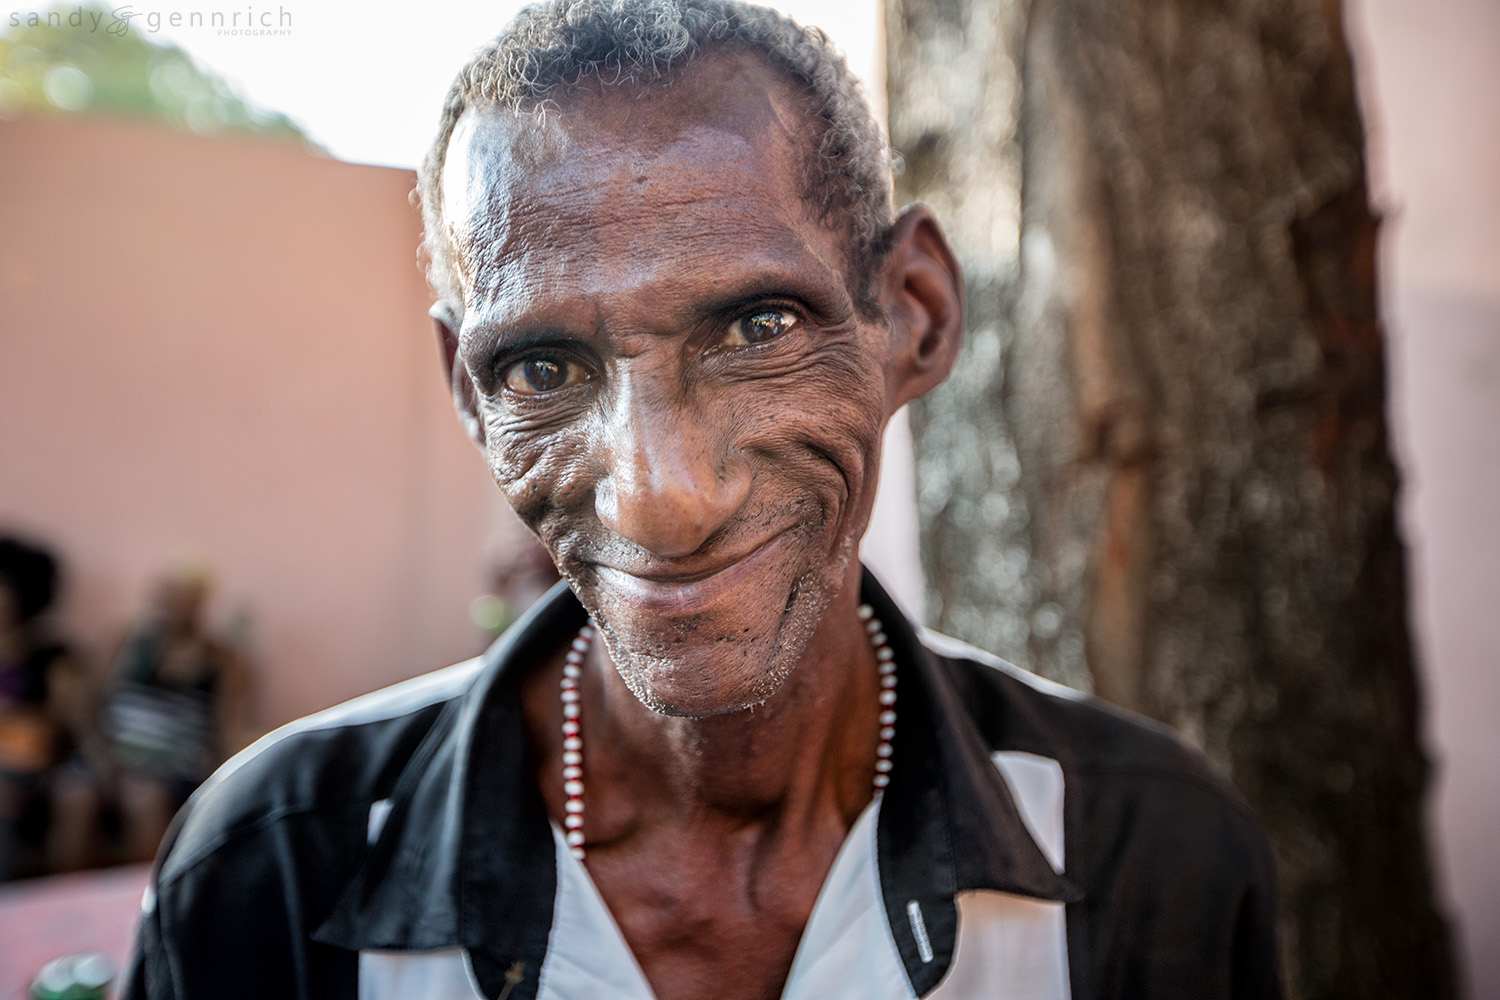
[920,628,1272,868]
[919,631,1282,994]
[130,658,494,998]
[157,657,484,886]
[923,629,1226,783]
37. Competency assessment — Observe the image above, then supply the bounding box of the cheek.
[482,403,598,536]
[735,356,888,514]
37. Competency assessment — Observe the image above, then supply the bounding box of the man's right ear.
[431,300,486,448]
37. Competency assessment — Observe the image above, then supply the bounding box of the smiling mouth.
[589,532,789,615]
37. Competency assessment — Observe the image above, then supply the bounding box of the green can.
[29,953,115,1000]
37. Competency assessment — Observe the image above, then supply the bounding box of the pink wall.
[1350,0,1500,994]
[0,115,513,732]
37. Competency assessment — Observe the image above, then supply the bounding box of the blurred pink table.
[0,865,150,1000]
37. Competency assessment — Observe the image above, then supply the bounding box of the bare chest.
[583,845,831,1000]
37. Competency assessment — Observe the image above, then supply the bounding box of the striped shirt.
[124,572,1280,999]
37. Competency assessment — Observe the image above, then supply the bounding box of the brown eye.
[723,309,798,348]
[503,357,582,395]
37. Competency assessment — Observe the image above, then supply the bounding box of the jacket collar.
[314,587,585,995]
[861,574,1080,995]
[316,569,1075,999]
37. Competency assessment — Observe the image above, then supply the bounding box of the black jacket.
[124,572,1281,999]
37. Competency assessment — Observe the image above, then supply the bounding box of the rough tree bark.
[885,0,1459,997]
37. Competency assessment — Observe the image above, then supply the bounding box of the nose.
[594,382,751,560]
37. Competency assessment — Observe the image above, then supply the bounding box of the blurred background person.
[49,567,248,869]
[0,535,83,881]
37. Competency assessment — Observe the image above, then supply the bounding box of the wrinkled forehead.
[438,55,828,296]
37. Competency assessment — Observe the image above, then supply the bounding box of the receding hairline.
[417,1,897,318]
[433,46,888,311]
[441,48,829,205]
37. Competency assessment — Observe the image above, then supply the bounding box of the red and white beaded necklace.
[559,603,897,862]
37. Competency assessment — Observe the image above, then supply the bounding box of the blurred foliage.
[0,3,315,147]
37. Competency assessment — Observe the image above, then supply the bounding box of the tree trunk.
[886,0,1460,997]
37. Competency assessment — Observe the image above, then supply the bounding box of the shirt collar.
[860,573,1080,995]
[316,569,1076,998]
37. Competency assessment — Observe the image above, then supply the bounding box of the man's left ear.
[878,205,965,410]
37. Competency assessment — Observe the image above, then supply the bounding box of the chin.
[585,558,846,718]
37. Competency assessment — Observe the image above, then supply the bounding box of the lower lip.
[591,534,788,615]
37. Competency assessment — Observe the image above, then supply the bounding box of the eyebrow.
[460,321,582,366]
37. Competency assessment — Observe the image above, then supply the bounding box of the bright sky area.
[130,0,884,169]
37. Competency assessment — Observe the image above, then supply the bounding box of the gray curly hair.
[416,0,895,314]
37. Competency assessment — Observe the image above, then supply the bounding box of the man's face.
[440,56,897,717]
